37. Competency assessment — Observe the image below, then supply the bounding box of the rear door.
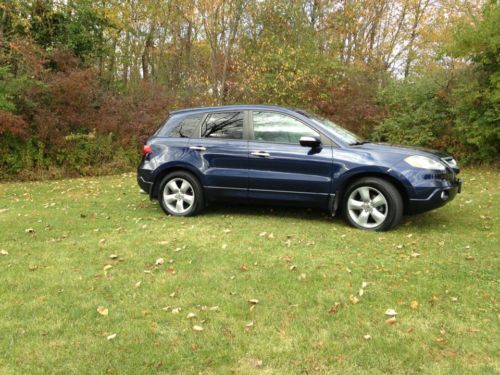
[247,110,333,206]
[188,111,248,200]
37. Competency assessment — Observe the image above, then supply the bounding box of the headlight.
[404,155,446,171]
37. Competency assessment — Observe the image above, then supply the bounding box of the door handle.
[251,151,270,158]
[189,146,206,151]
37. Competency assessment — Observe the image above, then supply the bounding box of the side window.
[201,112,243,139]
[252,111,319,144]
[168,114,203,138]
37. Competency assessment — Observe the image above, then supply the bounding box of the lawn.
[0,168,498,374]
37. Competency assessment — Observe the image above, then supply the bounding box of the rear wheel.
[343,177,403,231]
[159,171,204,216]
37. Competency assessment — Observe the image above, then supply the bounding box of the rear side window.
[168,114,204,138]
[201,112,243,139]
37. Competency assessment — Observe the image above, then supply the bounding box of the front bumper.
[407,178,461,214]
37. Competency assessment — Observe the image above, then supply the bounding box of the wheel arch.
[150,163,204,199]
[333,170,411,215]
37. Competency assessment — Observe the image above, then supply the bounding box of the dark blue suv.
[138,105,461,231]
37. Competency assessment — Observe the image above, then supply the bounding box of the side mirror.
[300,136,321,148]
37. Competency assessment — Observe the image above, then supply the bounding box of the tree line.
[0,0,498,179]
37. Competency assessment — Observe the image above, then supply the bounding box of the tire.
[342,177,403,231]
[158,171,204,217]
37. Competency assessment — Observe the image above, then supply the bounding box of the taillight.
[143,145,152,155]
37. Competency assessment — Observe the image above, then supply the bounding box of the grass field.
[0,169,498,374]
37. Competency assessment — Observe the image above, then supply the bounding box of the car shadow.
[143,198,452,232]
[202,202,342,225]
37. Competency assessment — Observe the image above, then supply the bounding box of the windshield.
[301,112,364,145]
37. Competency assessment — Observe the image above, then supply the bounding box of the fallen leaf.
[171,307,181,314]
[248,299,259,305]
[436,337,448,344]
[410,300,419,309]
[363,334,372,340]
[25,228,35,233]
[106,333,117,340]
[267,233,274,239]
[465,255,475,261]
[385,308,397,316]
[361,281,368,289]
[134,281,141,288]
[289,265,297,271]
[97,306,108,316]
[209,306,220,311]
[410,252,421,258]
[192,325,203,332]
[346,267,352,273]
[298,273,306,281]
[358,289,364,297]
[221,244,228,249]
[385,317,397,325]
[328,303,340,314]
[245,321,254,328]
[109,254,118,259]
[0,249,8,256]
[349,295,359,304]
[223,229,231,234]
[155,258,165,265]
[187,312,196,319]
[258,232,267,237]
[468,326,479,333]
[103,264,113,271]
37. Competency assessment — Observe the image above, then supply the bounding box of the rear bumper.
[137,169,154,195]
[407,178,461,214]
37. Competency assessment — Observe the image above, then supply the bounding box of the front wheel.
[159,171,204,217]
[342,177,403,231]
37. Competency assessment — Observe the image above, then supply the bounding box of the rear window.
[201,112,243,139]
[167,114,204,138]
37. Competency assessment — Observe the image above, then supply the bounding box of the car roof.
[170,104,300,116]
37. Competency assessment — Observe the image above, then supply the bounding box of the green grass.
[0,169,498,374]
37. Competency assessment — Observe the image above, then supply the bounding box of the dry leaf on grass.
[0,250,8,256]
[410,300,419,309]
[349,295,359,304]
[155,258,164,265]
[385,308,397,317]
[192,325,203,332]
[97,306,108,316]
[385,317,397,325]
[106,333,117,340]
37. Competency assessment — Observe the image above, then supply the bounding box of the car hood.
[353,142,451,159]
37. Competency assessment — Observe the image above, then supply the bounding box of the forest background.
[0,0,498,180]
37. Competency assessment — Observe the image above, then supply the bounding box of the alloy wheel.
[347,186,388,229]
[163,178,195,214]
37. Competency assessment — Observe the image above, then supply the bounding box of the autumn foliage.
[0,1,498,179]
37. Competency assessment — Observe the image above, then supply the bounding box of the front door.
[247,111,333,206]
